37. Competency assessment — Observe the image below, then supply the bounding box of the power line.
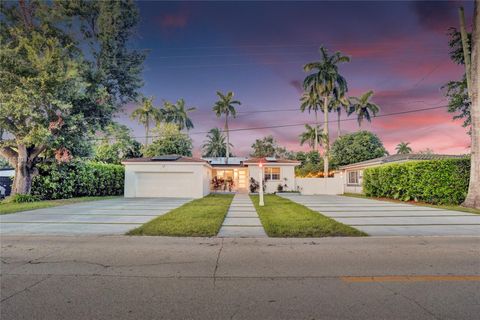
[89,105,448,141]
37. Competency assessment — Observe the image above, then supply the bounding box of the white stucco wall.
[343,169,364,194]
[123,162,211,198]
[296,176,344,195]
[247,164,297,193]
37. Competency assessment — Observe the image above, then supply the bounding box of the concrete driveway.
[280,194,480,236]
[0,197,191,235]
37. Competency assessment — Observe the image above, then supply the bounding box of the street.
[1,236,479,319]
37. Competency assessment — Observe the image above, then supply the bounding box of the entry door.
[237,169,247,190]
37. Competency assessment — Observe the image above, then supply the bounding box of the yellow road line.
[341,275,480,283]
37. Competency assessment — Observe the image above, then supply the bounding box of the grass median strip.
[0,196,121,215]
[250,194,367,237]
[343,193,480,215]
[127,194,234,237]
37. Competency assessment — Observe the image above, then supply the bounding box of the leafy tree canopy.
[142,123,193,157]
[331,131,388,167]
[250,136,294,158]
[93,123,142,164]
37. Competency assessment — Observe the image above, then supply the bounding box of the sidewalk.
[218,194,267,237]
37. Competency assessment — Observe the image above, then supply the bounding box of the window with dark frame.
[264,167,280,181]
[348,171,359,185]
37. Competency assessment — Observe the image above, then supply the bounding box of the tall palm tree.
[212,91,241,164]
[303,46,350,178]
[130,97,163,146]
[162,98,196,130]
[396,142,412,154]
[300,91,322,151]
[202,128,232,157]
[348,90,380,127]
[299,124,324,151]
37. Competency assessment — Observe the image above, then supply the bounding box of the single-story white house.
[122,155,300,198]
[338,153,467,194]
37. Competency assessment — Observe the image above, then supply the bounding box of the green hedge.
[31,161,124,200]
[363,159,470,205]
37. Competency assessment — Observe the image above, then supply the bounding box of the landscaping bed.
[250,194,367,237]
[127,194,234,237]
[0,196,121,215]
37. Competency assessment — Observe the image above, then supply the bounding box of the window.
[264,167,280,181]
[348,171,359,185]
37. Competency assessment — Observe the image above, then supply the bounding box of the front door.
[236,168,247,192]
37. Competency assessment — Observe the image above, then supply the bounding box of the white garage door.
[135,172,196,198]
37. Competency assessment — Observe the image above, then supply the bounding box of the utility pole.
[459,7,473,99]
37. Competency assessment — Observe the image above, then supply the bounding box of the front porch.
[211,168,248,192]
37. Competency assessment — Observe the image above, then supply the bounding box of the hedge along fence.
[363,158,470,205]
[31,161,124,200]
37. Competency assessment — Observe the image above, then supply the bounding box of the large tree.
[463,1,479,208]
[202,128,232,157]
[330,131,388,167]
[303,47,350,178]
[250,135,290,158]
[142,123,193,157]
[93,123,141,164]
[212,91,241,164]
[162,98,196,131]
[0,0,145,195]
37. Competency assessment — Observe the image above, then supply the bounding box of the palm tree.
[202,128,232,157]
[328,96,349,138]
[348,90,380,127]
[396,142,412,154]
[300,91,322,151]
[130,97,163,146]
[299,124,324,151]
[303,46,350,178]
[162,98,196,130]
[212,91,241,164]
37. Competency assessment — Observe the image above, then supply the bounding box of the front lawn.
[250,194,367,237]
[343,193,480,215]
[127,194,234,237]
[0,196,121,215]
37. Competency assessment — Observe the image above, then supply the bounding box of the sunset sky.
[116,0,474,157]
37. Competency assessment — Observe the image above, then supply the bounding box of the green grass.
[343,193,480,215]
[127,194,234,237]
[250,194,367,237]
[0,196,121,215]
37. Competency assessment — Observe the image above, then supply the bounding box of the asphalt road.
[1,236,479,320]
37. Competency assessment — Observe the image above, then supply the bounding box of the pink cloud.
[156,11,189,31]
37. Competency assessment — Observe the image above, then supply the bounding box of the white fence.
[295,176,344,195]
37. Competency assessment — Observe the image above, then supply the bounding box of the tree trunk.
[323,96,329,178]
[314,110,318,151]
[145,114,149,146]
[337,109,341,138]
[225,115,229,164]
[463,0,480,209]
[12,145,34,195]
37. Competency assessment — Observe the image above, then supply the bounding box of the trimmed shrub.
[31,161,124,200]
[363,158,470,205]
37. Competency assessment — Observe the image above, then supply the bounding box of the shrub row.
[363,158,470,205]
[31,161,124,200]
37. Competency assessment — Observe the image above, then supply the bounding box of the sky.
[116,0,475,157]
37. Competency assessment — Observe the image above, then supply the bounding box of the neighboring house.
[122,155,300,198]
[339,154,467,194]
[0,168,15,199]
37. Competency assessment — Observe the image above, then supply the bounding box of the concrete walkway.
[280,194,480,236]
[0,198,191,235]
[218,194,267,237]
